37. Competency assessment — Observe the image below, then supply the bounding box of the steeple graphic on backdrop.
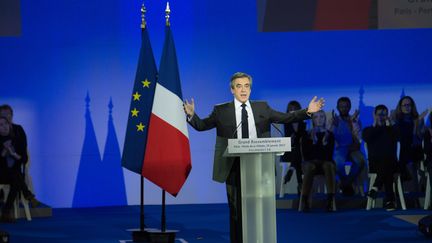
[400,88,406,99]
[358,85,374,128]
[357,85,374,161]
[100,98,127,206]
[73,93,103,207]
[73,94,127,207]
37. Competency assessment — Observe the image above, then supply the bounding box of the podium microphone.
[231,114,249,138]
[271,123,284,137]
[258,115,284,137]
[231,120,244,138]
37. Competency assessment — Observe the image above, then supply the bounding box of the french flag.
[314,0,373,30]
[142,25,192,196]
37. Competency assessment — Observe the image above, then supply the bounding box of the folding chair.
[0,184,31,221]
[365,142,406,210]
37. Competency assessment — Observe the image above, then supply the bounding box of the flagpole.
[146,6,179,243]
[132,2,178,243]
[132,175,149,242]
[140,175,145,232]
[137,4,147,235]
[131,3,150,242]
[161,190,166,232]
[160,5,170,237]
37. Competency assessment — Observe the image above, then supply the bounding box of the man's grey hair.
[230,72,252,89]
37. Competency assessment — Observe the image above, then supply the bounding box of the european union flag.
[121,23,157,174]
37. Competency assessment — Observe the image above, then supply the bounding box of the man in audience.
[331,97,366,196]
[363,104,399,211]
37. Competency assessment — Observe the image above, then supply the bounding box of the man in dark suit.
[183,72,324,242]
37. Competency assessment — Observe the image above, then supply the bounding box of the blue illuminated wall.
[0,0,431,208]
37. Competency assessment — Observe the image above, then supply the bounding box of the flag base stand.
[132,230,150,242]
[132,229,177,243]
[147,230,177,243]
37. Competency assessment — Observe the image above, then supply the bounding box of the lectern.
[224,137,291,243]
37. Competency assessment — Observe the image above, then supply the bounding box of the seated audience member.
[0,105,28,153]
[0,116,38,222]
[281,101,307,194]
[0,105,38,200]
[424,112,432,208]
[299,110,336,212]
[363,105,399,211]
[331,97,366,196]
[392,96,427,203]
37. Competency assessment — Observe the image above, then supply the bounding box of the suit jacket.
[0,131,27,176]
[188,100,310,183]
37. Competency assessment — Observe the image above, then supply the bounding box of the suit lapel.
[251,101,263,137]
[251,101,259,124]
[228,101,237,138]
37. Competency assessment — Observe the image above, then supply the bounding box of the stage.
[1,203,430,242]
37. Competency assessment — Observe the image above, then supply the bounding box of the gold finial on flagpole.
[141,3,147,29]
[165,2,170,26]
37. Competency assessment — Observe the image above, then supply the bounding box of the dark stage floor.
[1,203,431,242]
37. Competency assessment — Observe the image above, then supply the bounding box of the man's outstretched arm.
[184,98,217,131]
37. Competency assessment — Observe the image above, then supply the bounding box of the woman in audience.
[281,100,307,195]
[0,116,38,222]
[392,96,428,206]
[0,104,36,200]
[299,110,336,212]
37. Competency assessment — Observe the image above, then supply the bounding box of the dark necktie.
[241,103,249,138]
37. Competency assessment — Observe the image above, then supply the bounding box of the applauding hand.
[307,96,325,114]
[351,109,360,123]
[419,109,429,120]
[331,109,339,127]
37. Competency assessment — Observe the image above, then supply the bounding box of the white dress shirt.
[234,99,257,139]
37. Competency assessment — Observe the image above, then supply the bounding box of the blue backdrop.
[0,0,431,207]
